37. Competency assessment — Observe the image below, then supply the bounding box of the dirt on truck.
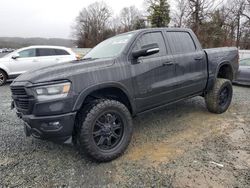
[10,28,239,162]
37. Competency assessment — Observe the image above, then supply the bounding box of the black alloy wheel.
[93,112,124,151]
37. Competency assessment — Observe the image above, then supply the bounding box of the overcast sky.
[0,0,148,39]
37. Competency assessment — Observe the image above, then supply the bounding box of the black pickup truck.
[10,28,239,162]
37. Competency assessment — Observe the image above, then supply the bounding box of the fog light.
[49,121,61,129]
[41,121,62,131]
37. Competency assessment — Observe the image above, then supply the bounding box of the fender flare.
[72,82,136,114]
[215,61,234,80]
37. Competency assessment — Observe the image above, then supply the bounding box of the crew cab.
[0,45,77,85]
[10,28,239,162]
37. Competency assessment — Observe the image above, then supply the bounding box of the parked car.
[11,28,239,162]
[233,58,250,86]
[239,50,250,59]
[0,46,77,86]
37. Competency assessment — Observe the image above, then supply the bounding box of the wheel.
[205,78,233,114]
[77,99,133,162]
[0,70,7,86]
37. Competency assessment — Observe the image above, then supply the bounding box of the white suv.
[0,45,77,86]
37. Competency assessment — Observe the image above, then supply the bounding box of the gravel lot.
[0,83,250,187]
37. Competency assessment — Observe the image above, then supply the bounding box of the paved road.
[0,83,250,187]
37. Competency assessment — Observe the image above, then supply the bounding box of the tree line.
[73,0,250,49]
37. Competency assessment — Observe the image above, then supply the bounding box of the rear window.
[166,32,196,54]
[55,49,70,55]
[37,48,56,56]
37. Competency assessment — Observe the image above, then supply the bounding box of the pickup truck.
[10,28,239,162]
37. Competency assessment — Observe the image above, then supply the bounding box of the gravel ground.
[0,83,250,187]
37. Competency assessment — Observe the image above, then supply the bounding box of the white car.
[0,45,77,85]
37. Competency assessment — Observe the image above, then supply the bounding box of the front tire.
[0,70,7,86]
[77,99,133,162]
[205,78,233,114]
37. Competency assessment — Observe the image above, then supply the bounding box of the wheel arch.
[0,68,9,79]
[216,62,234,81]
[73,82,135,115]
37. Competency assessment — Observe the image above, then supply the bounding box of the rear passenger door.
[165,31,207,98]
[36,48,57,69]
[131,31,175,111]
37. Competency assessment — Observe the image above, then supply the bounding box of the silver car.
[234,58,250,86]
[0,45,77,86]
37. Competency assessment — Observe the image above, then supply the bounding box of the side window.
[18,49,36,58]
[55,49,70,55]
[37,48,57,56]
[166,32,196,54]
[133,32,167,58]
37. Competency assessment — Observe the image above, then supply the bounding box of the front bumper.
[20,112,77,143]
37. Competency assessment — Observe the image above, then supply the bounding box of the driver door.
[130,31,176,112]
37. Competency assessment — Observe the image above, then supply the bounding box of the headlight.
[34,82,71,101]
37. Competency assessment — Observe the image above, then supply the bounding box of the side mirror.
[132,43,160,59]
[12,53,20,59]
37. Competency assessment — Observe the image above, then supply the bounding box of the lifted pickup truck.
[10,28,239,162]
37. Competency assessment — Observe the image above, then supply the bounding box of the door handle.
[162,61,174,66]
[33,59,38,62]
[195,56,203,60]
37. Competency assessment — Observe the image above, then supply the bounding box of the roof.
[24,45,70,49]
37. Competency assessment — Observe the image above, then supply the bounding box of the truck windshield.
[84,33,135,59]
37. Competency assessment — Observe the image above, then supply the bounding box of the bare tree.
[120,6,142,32]
[172,0,189,27]
[74,1,112,47]
[187,0,215,33]
[225,0,249,47]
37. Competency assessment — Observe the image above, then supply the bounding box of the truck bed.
[204,47,239,88]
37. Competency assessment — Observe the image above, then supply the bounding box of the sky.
[0,0,147,39]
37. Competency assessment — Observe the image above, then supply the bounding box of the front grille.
[11,87,27,96]
[11,87,30,111]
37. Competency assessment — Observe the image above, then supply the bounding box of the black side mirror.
[132,43,159,59]
[12,53,20,59]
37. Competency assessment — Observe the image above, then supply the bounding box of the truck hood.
[14,58,115,83]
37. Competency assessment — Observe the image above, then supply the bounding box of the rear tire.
[205,78,233,114]
[77,99,133,162]
[0,70,7,86]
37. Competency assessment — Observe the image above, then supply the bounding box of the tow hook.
[10,101,15,110]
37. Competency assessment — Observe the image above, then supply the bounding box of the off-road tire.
[0,70,7,86]
[205,78,233,114]
[77,99,133,162]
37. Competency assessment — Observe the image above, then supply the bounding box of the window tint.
[18,49,36,58]
[133,32,166,57]
[55,49,70,55]
[37,48,56,56]
[166,32,196,54]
